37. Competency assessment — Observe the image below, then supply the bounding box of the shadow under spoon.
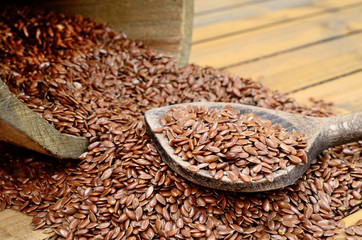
[145,102,362,192]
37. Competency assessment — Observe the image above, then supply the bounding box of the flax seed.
[160,105,308,183]
[0,6,360,240]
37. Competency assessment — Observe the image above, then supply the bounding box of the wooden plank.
[288,71,362,114]
[0,210,52,240]
[194,0,319,27]
[225,33,362,94]
[190,3,362,68]
[193,0,362,42]
[194,0,259,15]
[335,209,362,238]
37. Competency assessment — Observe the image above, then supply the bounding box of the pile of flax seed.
[0,6,361,240]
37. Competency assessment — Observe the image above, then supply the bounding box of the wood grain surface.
[193,0,362,43]
[191,0,362,114]
[0,210,52,240]
[226,33,362,95]
[190,2,362,68]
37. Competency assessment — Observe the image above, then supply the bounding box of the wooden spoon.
[145,102,362,192]
[0,80,88,159]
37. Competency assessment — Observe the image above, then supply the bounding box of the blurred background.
[189,0,362,114]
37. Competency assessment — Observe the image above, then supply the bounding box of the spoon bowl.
[145,102,362,192]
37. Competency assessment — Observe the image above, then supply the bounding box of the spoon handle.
[321,111,362,148]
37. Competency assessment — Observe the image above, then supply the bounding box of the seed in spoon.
[158,104,308,183]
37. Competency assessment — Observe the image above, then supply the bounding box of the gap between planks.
[225,32,362,94]
[190,3,362,68]
[193,0,362,44]
[288,71,362,114]
[224,32,362,114]
[286,68,362,95]
[191,0,362,114]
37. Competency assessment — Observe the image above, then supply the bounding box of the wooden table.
[191,0,362,114]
